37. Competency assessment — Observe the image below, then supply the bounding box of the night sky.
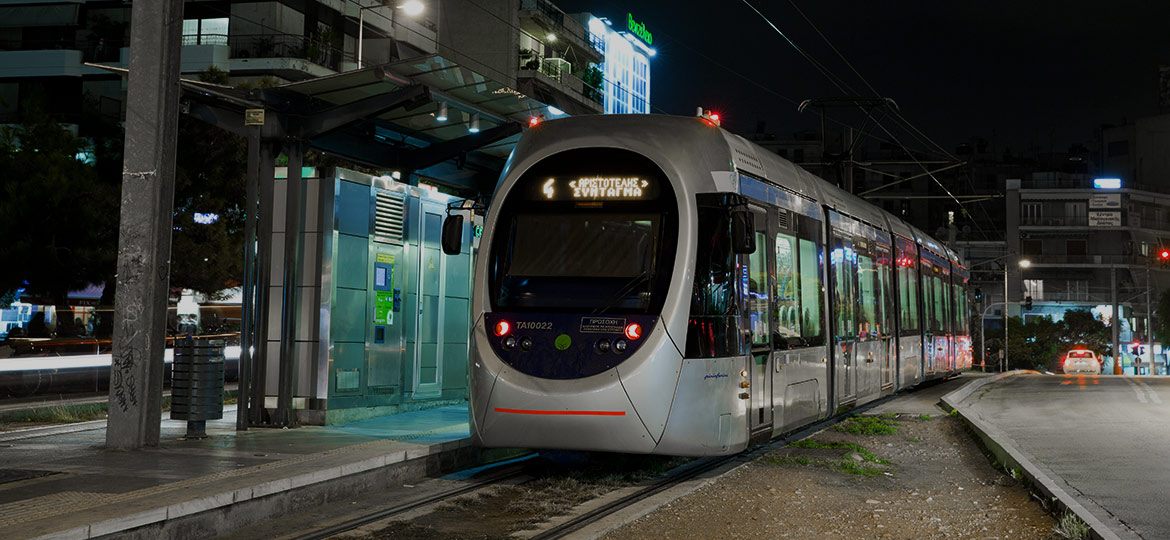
[555,1,1170,156]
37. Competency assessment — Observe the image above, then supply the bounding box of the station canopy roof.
[282,54,559,162]
[151,54,565,195]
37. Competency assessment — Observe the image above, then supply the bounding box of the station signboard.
[1088,211,1121,227]
[1089,193,1121,209]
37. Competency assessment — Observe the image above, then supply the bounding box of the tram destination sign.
[535,175,658,201]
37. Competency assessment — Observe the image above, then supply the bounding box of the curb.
[940,371,1140,540]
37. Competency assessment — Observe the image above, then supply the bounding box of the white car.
[1062,349,1102,375]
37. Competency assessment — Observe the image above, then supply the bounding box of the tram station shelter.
[178,55,565,425]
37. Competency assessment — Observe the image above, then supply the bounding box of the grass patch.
[832,415,900,435]
[918,413,932,420]
[12,403,108,424]
[789,439,891,465]
[1053,511,1090,539]
[832,460,884,477]
[908,437,921,442]
[762,455,811,467]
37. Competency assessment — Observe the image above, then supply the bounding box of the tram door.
[743,206,773,436]
[830,231,858,405]
[877,246,896,392]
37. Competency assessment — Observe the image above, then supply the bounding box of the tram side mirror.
[731,211,756,254]
[441,214,464,255]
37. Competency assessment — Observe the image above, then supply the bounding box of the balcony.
[517,50,602,115]
[1019,254,1147,267]
[1020,215,1089,227]
[228,34,353,81]
[519,0,603,64]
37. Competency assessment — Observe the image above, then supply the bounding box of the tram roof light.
[1018,259,1031,268]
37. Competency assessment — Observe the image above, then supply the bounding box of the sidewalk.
[0,402,489,540]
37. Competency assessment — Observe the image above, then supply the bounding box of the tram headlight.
[613,339,628,353]
[494,320,511,337]
[596,339,611,353]
[502,336,517,350]
[519,337,533,351]
[624,322,642,340]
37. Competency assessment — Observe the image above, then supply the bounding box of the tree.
[0,100,120,327]
[984,310,1111,371]
[168,116,247,298]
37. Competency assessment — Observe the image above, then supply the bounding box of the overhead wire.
[780,0,1001,238]
[748,0,995,240]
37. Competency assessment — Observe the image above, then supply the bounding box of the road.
[961,373,1168,540]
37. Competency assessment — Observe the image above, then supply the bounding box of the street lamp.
[357,1,425,68]
[974,253,1030,372]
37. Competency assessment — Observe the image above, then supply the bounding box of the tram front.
[463,146,683,453]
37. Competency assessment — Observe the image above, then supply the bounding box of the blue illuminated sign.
[1093,178,1121,189]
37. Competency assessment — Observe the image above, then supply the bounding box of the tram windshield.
[488,148,677,314]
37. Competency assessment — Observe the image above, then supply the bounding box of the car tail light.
[494,320,511,337]
[625,322,643,340]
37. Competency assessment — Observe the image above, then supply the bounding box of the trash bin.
[170,337,225,438]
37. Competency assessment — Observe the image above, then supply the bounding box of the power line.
[745,0,996,240]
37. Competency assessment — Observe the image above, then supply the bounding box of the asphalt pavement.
[957,373,1166,540]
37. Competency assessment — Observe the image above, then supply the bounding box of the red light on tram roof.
[494,320,511,337]
[624,322,643,340]
[1160,249,1170,260]
[709,112,720,122]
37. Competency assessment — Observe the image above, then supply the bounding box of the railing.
[1021,254,1147,266]
[1022,177,1170,195]
[519,0,597,52]
[1020,216,1089,227]
[0,38,124,63]
[518,52,603,106]
[182,33,228,46]
[227,34,352,72]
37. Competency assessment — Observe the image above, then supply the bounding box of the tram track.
[295,383,932,540]
[523,383,935,539]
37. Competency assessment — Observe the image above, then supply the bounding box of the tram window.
[857,249,879,341]
[686,201,739,358]
[748,229,770,347]
[774,232,800,346]
[933,274,948,333]
[896,242,919,335]
[877,247,893,337]
[831,234,855,341]
[798,238,824,346]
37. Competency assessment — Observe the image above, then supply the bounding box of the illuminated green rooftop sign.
[627,13,652,46]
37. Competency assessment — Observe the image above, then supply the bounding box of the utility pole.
[106,0,185,449]
[1112,265,1121,375]
[1148,265,1155,375]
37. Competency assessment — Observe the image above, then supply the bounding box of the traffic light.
[1160,248,1170,266]
[1024,296,1033,310]
[974,288,983,302]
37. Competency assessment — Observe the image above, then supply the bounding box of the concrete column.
[106,0,185,449]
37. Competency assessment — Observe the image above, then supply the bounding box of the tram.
[441,114,970,456]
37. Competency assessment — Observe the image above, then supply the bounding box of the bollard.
[170,337,225,438]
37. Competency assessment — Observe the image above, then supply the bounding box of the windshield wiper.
[590,271,653,315]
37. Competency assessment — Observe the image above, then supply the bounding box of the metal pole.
[1148,265,1154,375]
[237,126,260,431]
[1112,265,1121,375]
[358,8,364,68]
[276,143,304,427]
[105,0,185,450]
[1003,264,1009,372]
[251,142,276,425]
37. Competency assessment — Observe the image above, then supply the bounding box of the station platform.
[0,403,487,540]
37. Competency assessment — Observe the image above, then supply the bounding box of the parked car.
[1061,349,1102,375]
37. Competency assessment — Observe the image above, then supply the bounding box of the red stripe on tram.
[494,408,626,416]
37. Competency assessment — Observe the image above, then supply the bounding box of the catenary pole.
[106,0,185,449]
